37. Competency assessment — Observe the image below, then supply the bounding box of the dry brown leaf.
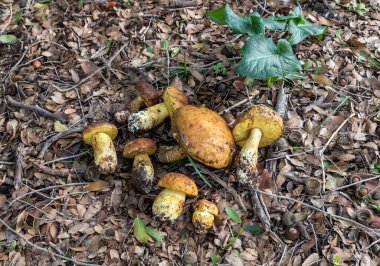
[70,246,88,252]
[81,61,100,76]
[84,180,110,192]
[15,210,27,232]
[51,91,66,104]
[347,36,367,47]
[302,253,319,266]
[310,74,334,86]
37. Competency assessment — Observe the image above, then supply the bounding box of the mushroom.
[152,172,198,221]
[115,81,160,123]
[157,105,236,169]
[233,106,283,184]
[82,122,118,173]
[123,138,157,194]
[156,145,187,163]
[128,85,188,133]
[356,209,380,225]
[192,199,219,233]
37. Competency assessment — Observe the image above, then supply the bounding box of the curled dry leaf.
[310,74,334,86]
[84,180,110,192]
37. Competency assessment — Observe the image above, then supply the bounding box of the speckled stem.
[127,102,169,133]
[131,153,155,194]
[236,128,262,184]
[92,132,118,173]
[152,189,186,221]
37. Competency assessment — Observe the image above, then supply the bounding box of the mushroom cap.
[158,172,198,198]
[163,86,188,118]
[123,138,157,159]
[172,105,236,169]
[82,122,118,145]
[233,106,283,148]
[193,199,218,216]
[135,81,160,106]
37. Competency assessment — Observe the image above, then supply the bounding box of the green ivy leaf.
[369,57,380,70]
[206,3,227,25]
[224,4,256,36]
[145,226,162,242]
[225,207,242,224]
[287,19,326,45]
[211,255,219,264]
[263,16,287,30]
[243,225,261,234]
[133,217,149,244]
[0,34,17,44]
[276,6,302,21]
[236,35,302,79]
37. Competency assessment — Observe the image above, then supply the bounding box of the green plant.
[333,254,342,266]
[0,34,17,44]
[123,0,131,8]
[212,62,228,76]
[351,1,366,15]
[207,4,326,82]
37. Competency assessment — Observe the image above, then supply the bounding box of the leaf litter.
[0,0,379,265]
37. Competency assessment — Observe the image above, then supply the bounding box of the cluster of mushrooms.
[82,81,284,233]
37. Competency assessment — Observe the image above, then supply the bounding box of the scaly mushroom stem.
[156,145,187,163]
[192,211,215,233]
[127,96,144,113]
[131,153,155,193]
[128,102,169,133]
[92,132,118,173]
[152,189,186,221]
[236,127,262,184]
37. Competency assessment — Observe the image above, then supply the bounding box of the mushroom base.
[92,132,118,173]
[131,154,155,194]
[156,145,187,163]
[236,128,262,185]
[192,211,214,234]
[128,102,169,133]
[152,189,186,221]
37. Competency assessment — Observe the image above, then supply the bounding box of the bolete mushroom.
[123,138,157,194]
[82,122,118,173]
[157,105,236,169]
[128,85,188,133]
[192,199,219,233]
[233,106,283,184]
[115,81,160,123]
[152,172,198,221]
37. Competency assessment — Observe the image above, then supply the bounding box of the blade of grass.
[187,156,212,187]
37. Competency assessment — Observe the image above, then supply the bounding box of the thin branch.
[0,219,101,266]
[6,96,65,122]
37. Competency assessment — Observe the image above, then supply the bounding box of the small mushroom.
[233,106,283,184]
[82,122,118,174]
[305,178,322,195]
[285,227,300,241]
[356,209,380,225]
[152,172,198,221]
[128,85,188,133]
[192,199,219,233]
[123,138,157,194]
[167,105,236,169]
[115,81,160,123]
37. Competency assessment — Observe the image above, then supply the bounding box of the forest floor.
[1,0,380,265]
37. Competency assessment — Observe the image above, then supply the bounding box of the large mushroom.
[152,172,198,221]
[123,138,157,194]
[127,85,188,133]
[233,106,283,184]
[115,81,160,123]
[82,122,118,174]
[192,199,219,233]
[157,105,236,169]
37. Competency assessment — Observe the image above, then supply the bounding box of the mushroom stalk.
[92,132,118,173]
[152,189,186,221]
[236,127,262,184]
[131,154,154,193]
[156,145,187,163]
[127,96,145,113]
[128,102,169,133]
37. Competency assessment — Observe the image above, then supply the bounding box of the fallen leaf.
[84,180,110,192]
[347,36,367,47]
[310,74,334,86]
[302,253,319,266]
[54,121,68,132]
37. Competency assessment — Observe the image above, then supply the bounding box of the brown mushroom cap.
[172,105,236,169]
[163,86,188,118]
[123,138,157,159]
[135,81,160,106]
[158,172,198,198]
[82,122,118,145]
[233,106,283,148]
[193,199,219,216]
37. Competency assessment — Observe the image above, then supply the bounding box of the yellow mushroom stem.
[192,211,215,233]
[127,95,144,113]
[92,132,118,173]
[156,145,187,163]
[236,127,263,184]
[131,153,155,193]
[152,189,186,221]
[128,102,169,133]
